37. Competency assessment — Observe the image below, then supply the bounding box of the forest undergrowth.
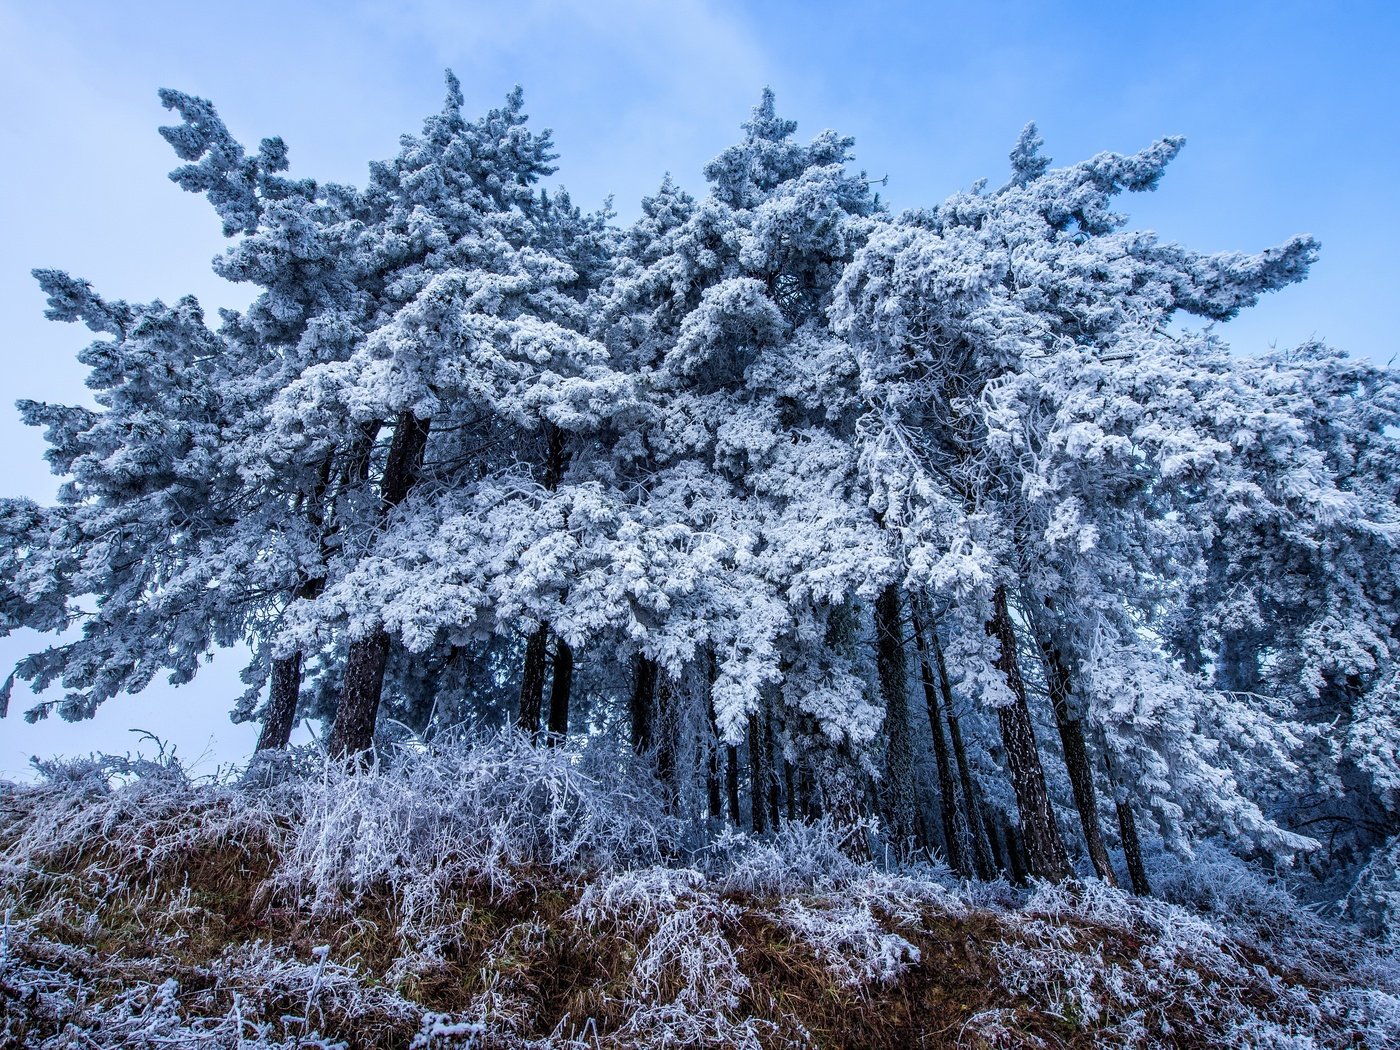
[2,733,1397,1049]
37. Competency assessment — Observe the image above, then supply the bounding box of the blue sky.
[1,0,1396,777]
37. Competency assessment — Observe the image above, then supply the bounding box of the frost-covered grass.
[2,734,1396,1048]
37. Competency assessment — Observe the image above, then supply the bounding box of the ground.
[2,738,1396,1048]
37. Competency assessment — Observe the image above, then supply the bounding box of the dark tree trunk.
[519,425,569,741]
[260,457,334,754]
[915,806,936,858]
[1099,727,1151,895]
[985,585,1073,881]
[1117,797,1151,897]
[875,584,917,848]
[800,766,821,820]
[1217,631,1262,695]
[542,422,567,490]
[380,412,431,506]
[749,714,768,834]
[630,655,657,755]
[256,651,303,751]
[784,760,797,823]
[345,420,382,485]
[726,744,742,825]
[328,630,392,761]
[911,604,969,876]
[1004,818,1029,884]
[707,736,724,820]
[656,673,676,805]
[328,412,430,760]
[1041,640,1118,885]
[933,630,995,881]
[704,655,723,819]
[546,637,573,742]
[517,622,550,734]
[983,808,1008,876]
[765,716,782,830]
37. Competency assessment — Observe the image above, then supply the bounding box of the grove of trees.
[3,75,1397,911]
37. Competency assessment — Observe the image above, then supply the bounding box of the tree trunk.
[542,422,567,490]
[517,622,550,734]
[255,651,303,751]
[546,637,573,742]
[1041,640,1118,885]
[519,425,570,741]
[328,412,431,760]
[1099,727,1151,895]
[328,630,392,761]
[630,654,657,755]
[656,673,676,805]
[985,585,1073,881]
[983,808,1008,877]
[785,760,797,823]
[379,412,431,506]
[1004,818,1029,884]
[800,766,821,821]
[933,630,995,880]
[704,655,723,818]
[707,734,724,821]
[726,744,741,825]
[1217,630,1262,695]
[765,716,782,830]
[875,584,917,849]
[345,420,382,485]
[260,457,334,754]
[749,713,768,834]
[911,604,969,876]
[1116,797,1151,896]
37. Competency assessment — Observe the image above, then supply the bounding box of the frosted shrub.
[1316,986,1400,1048]
[0,917,90,1043]
[959,1007,1052,1050]
[568,867,772,1048]
[568,866,708,929]
[620,903,762,1047]
[1150,843,1377,980]
[0,917,395,1049]
[46,978,279,1050]
[278,730,679,910]
[0,751,277,931]
[840,866,967,923]
[190,941,420,1040]
[704,824,960,994]
[992,874,1400,1046]
[267,732,683,987]
[6,753,190,868]
[774,898,920,988]
[705,818,862,894]
[1347,833,1400,949]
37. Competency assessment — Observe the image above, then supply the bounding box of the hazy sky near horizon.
[1,0,1396,777]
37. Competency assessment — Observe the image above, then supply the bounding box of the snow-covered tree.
[1172,341,1400,888]
[0,273,250,725]
[593,89,893,835]
[833,123,1318,878]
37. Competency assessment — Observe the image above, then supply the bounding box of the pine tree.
[1,276,244,723]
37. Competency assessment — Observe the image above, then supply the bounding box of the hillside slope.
[2,737,1396,1048]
